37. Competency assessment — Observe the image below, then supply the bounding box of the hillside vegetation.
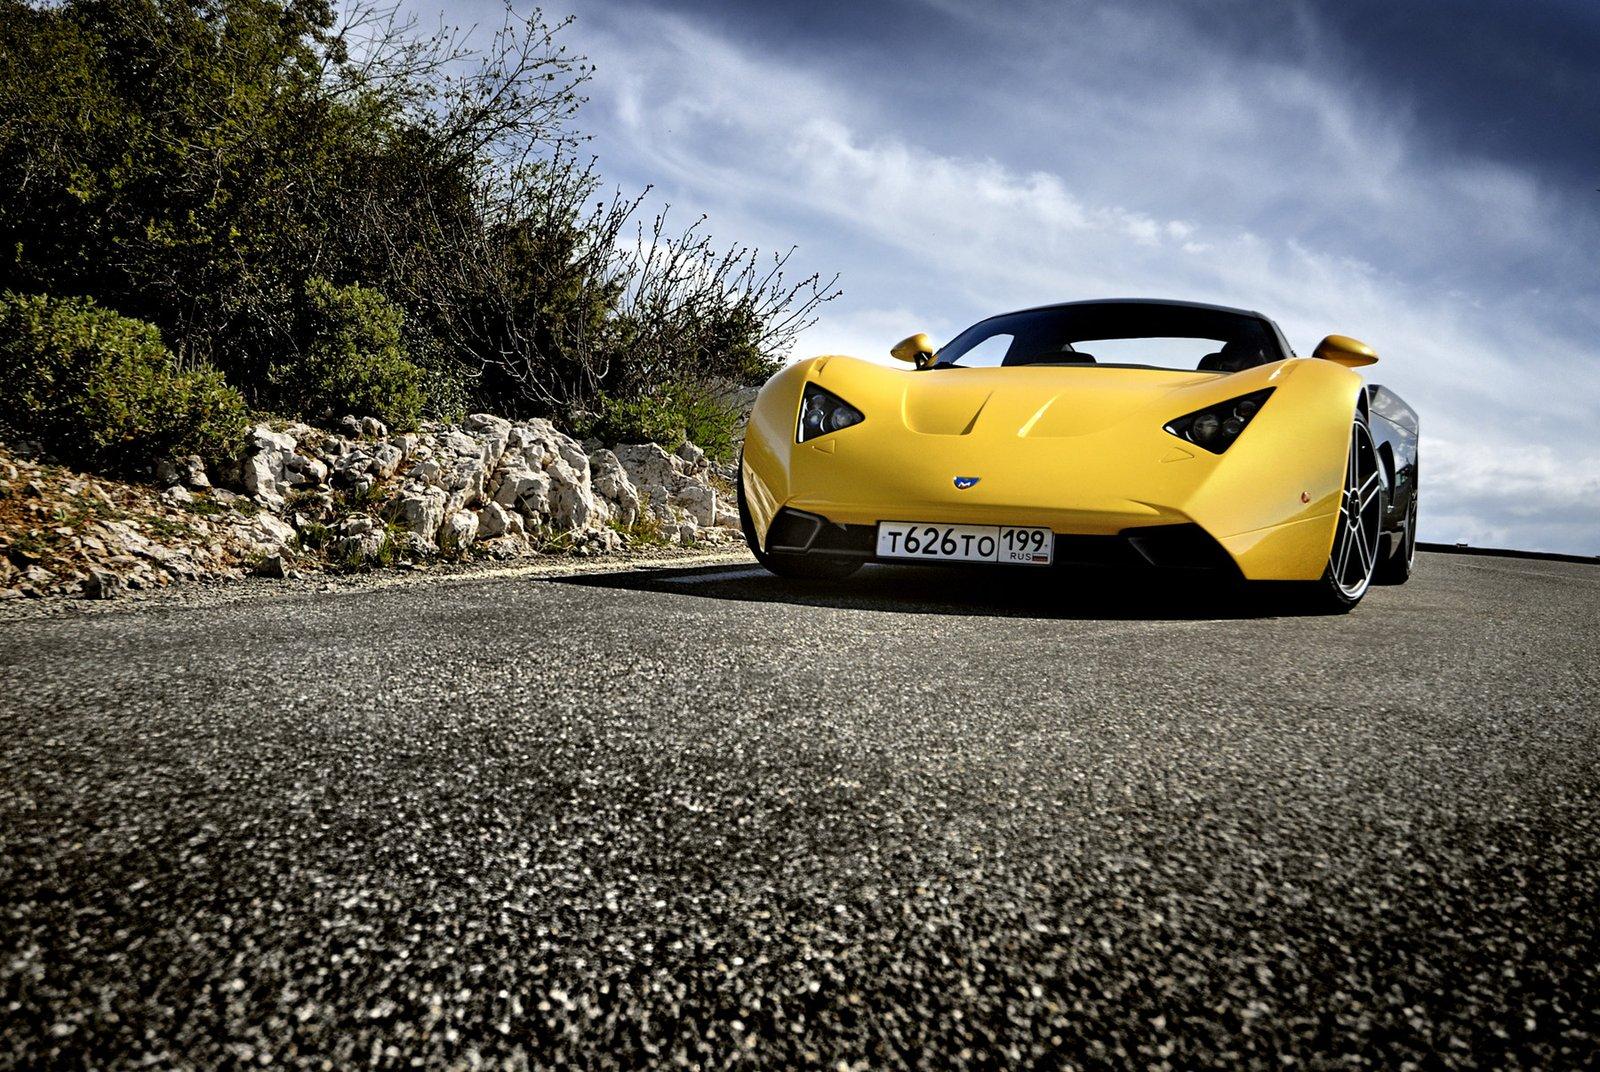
[0,0,835,468]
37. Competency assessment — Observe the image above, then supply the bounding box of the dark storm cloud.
[653,0,1600,191]
[437,0,1600,553]
[1290,0,1600,189]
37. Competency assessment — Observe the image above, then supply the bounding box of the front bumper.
[765,507,1242,575]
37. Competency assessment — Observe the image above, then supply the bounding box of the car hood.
[810,357,1263,439]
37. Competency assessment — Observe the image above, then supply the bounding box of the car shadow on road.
[554,561,1329,621]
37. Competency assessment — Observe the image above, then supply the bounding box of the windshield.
[935,303,1287,373]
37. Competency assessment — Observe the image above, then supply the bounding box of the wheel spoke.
[1324,422,1388,595]
[1335,519,1353,579]
[1329,419,1384,596]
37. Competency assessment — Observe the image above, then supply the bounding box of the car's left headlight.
[1164,388,1275,453]
[798,383,864,442]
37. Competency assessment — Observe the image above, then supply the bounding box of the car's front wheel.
[1291,414,1384,613]
[736,451,862,581]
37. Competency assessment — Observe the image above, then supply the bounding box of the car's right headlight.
[797,383,864,442]
[1163,388,1275,453]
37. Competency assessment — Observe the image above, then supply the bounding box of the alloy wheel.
[1329,419,1383,600]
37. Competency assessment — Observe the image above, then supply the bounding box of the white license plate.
[875,522,1054,566]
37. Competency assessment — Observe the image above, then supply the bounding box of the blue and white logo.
[953,476,981,490]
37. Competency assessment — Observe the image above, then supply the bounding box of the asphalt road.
[2,551,1598,1069]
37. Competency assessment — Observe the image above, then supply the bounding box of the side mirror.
[1313,334,1378,368]
[890,332,937,369]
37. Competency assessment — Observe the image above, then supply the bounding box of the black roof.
[1002,297,1270,321]
[954,297,1297,359]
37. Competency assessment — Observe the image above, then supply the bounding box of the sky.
[433,0,1600,555]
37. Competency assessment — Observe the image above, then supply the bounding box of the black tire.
[736,450,862,581]
[1287,414,1384,613]
[1373,492,1418,585]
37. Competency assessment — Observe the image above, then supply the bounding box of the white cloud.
[529,2,1600,554]
[1423,438,1600,552]
[799,305,960,368]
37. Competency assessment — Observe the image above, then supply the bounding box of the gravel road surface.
[2,552,1597,1068]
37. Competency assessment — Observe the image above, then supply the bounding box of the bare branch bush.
[315,0,840,424]
[2,0,840,443]
[608,210,841,400]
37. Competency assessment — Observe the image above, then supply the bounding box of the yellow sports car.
[736,298,1419,611]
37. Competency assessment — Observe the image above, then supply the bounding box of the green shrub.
[585,393,683,447]
[296,521,331,551]
[272,279,425,429]
[671,385,744,464]
[607,489,671,547]
[405,328,476,424]
[582,384,744,462]
[0,292,248,470]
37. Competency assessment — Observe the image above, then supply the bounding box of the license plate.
[875,522,1054,565]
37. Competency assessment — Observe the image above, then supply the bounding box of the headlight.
[1164,388,1274,454]
[797,383,864,442]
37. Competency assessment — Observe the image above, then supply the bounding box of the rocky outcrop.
[2,409,745,600]
[588,450,640,527]
[240,423,298,509]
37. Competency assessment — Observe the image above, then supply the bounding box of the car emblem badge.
[953,476,980,490]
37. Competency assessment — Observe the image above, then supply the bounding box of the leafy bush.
[585,393,684,448]
[608,489,671,547]
[672,385,745,464]
[270,279,425,429]
[405,329,477,424]
[580,384,743,461]
[0,0,835,439]
[0,292,248,469]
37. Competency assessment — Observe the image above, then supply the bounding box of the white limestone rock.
[588,449,641,527]
[371,442,404,480]
[671,484,718,527]
[639,483,676,522]
[545,457,597,531]
[490,467,552,519]
[441,456,489,515]
[465,414,512,471]
[334,529,386,563]
[182,455,212,489]
[407,457,444,486]
[390,486,447,546]
[440,428,485,461]
[239,422,299,506]
[612,443,688,494]
[248,423,297,456]
[241,448,286,508]
[440,509,479,552]
[477,501,525,540]
[675,441,707,472]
